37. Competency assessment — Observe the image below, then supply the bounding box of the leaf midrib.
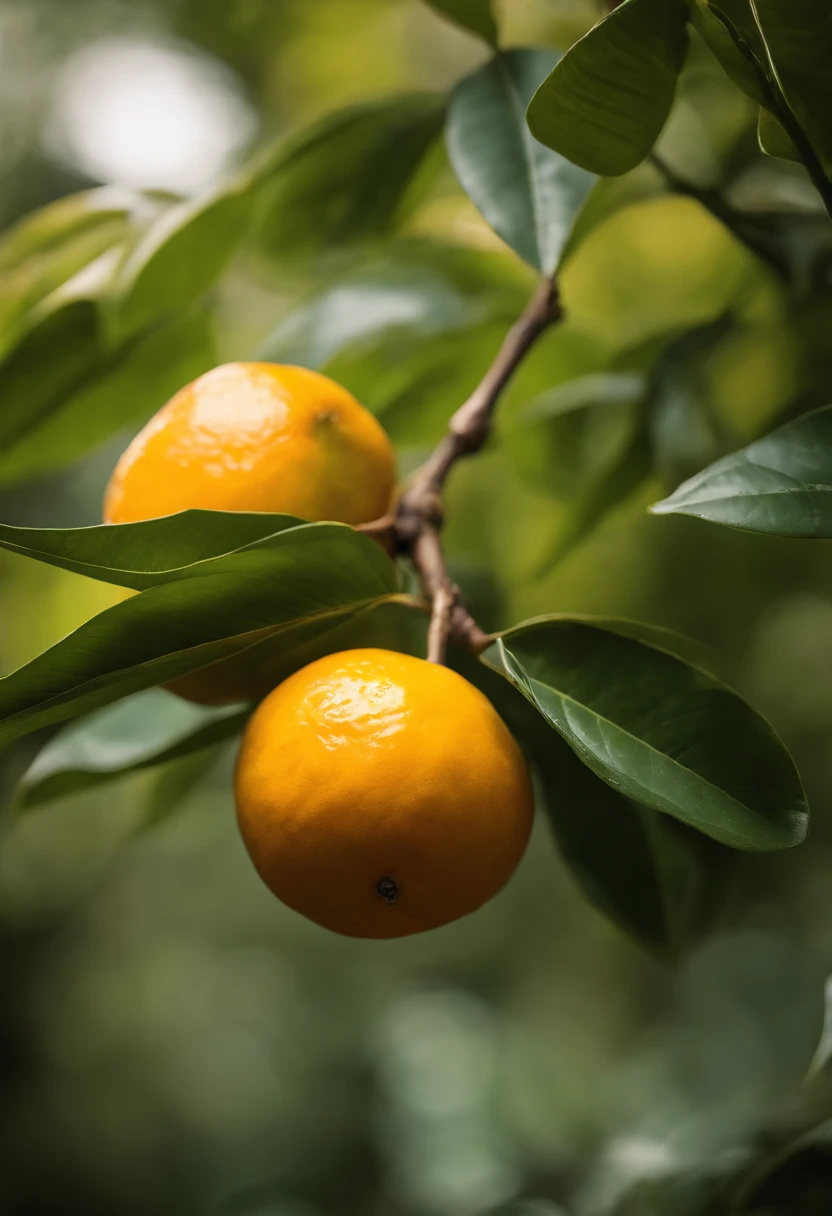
[0,520,385,589]
[0,594,414,730]
[496,56,546,267]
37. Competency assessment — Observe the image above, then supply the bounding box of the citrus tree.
[3,0,832,1207]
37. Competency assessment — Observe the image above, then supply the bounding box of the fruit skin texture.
[103,362,396,526]
[234,648,535,939]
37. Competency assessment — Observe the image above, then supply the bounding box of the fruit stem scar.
[377,877,398,905]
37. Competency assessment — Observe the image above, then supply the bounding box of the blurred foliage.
[2,1,832,1215]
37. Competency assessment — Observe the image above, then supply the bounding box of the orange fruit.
[234,648,534,938]
[103,362,396,705]
[103,362,396,526]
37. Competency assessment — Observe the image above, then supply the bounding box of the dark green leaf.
[709,0,762,42]
[260,242,528,368]
[690,1,768,105]
[652,403,832,535]
[0,308,215,485]
[532,405,652,572]
[204,595,427,705]
[447,50,596,272]
[0,512,328,589]
[109,184,253,338]
[569,615,716,668]
[0,526,405,744]
[0,187,133,359]
[535,731,731,959]
[327,313,604,449]
[758,106,800,160]
[424,0,497,43]
[252,97,444,260]
[16,690,247,809]
[509,372,647,498]
[455,650,729,956]
[484,617,808,850]
[647,315,730,487]
[0,187,132,273]
[526,0,690,176]
[0,195,221,483]
[0,299,105,450]
[326,319,508,445]
[751,0,832,178]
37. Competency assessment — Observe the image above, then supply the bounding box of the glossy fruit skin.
[234,648,535,939]
[103,362,396,526]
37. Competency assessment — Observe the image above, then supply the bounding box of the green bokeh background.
[1,1,832,1213]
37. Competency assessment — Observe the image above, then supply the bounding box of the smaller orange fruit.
[234,648,534,938]
[103,362,396,526]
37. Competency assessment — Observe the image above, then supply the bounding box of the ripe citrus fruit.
[103,362,396,525]
[103,362,396,705]
[234,648,535,938]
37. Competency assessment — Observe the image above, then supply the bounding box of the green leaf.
[109,184,253,338]
[0,188,132,273]
[510,372,647,498]
[327,318,507,445]
[484,617,808,850]
[690,1,768,105]
[582,618,720,676]
[0,195,219,483]
[647,315,730,487]
[142,748,223,830]
[0,512,321,589]
[0,187,133,360]
[0,525,405,745]
[455,650,729,957]
[0,299,105,451]
[708,0,762,42]
[423,0,498,44]
[252,97,445,260]
[751,0,832,178]
[534,730,731,959]
[758,106,800,160]
[188,595,428,706]
[260,242,527,368]
[447,50,596,272]
[0,308,215,485]
[16,689,247,809]
[526,0,690,176]
[652,403,832,535]
[531,400,652,573]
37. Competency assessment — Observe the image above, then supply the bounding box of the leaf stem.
[746,0,832,222]
[359,274,561,663]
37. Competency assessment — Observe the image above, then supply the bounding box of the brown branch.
[359,274,561,663]
[414,528,456,664]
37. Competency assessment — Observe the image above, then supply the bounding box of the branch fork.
[360,275,561,664]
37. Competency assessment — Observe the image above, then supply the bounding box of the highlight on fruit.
[104,361,396,527]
